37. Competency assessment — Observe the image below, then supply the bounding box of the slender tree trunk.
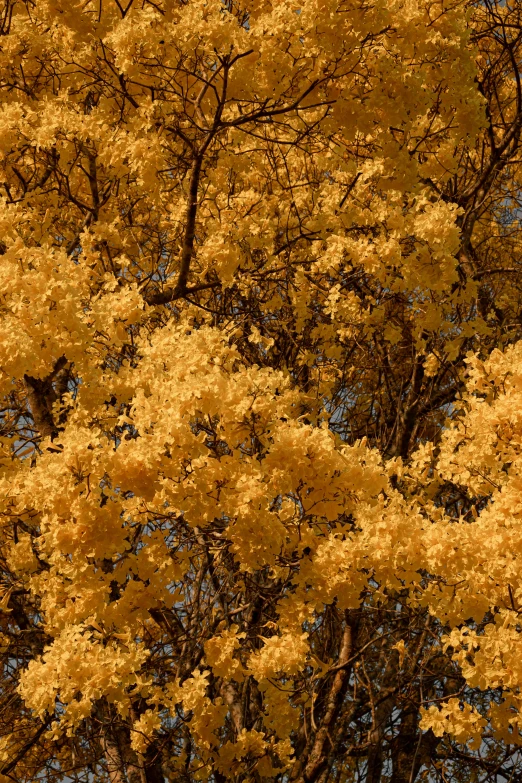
[291,612,358,783]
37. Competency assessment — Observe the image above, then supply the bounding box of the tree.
[0,0,521,781]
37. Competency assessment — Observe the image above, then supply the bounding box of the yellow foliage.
[0,0,521,781]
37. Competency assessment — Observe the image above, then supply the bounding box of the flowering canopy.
[0,1,522,782]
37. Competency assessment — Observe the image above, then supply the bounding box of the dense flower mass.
[0,0,522,781]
